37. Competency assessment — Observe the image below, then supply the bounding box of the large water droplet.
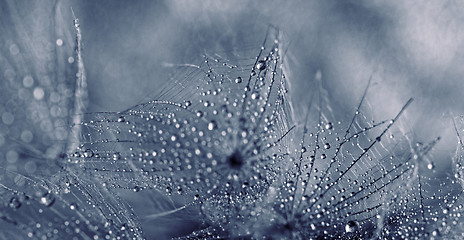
[251,92,259,100]
[83,149,94,158]
[427,162,434,170]
[345,220,358,233]
[301,147,307,153]
[69,202,78,210]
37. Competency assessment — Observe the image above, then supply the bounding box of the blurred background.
[1,0,464,238]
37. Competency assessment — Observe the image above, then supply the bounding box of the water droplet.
[121,224,127,231]
[324,143,331,149]
[345,220,358,233]
[443,207,449,214]
[208,120,217,131]
[427,163,434,170]
[235,77,242,83]
[256,60,266,70]
[40,192,55,207]
[184,100,192,107]
[117,116,125,122]
[9,197,21,209]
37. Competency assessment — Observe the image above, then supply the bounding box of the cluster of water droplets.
[63,24,453,238]
[0,8,142,239]
[1,9,464,239]
[63,27,295,238]
[0,172,141,239]
[431,116,464,239]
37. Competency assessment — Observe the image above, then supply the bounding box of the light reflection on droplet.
[33,87,45,100]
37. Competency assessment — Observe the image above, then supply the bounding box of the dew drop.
[251,92,259,100]
[256,60,266,70]
[121,224,127,231]
[324,143,331,149]
[235,77,242,84]
[345,220,358,233]
[427,163,434,170]
[69,203,78,210]
[208,120,217,131]
[83,149,94,158]
[301,147,307,153]
[325,122,333,130]
[117,116,125,122]
[9,197,21,209]
[443,207,449,214]
[40,192,55,207]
